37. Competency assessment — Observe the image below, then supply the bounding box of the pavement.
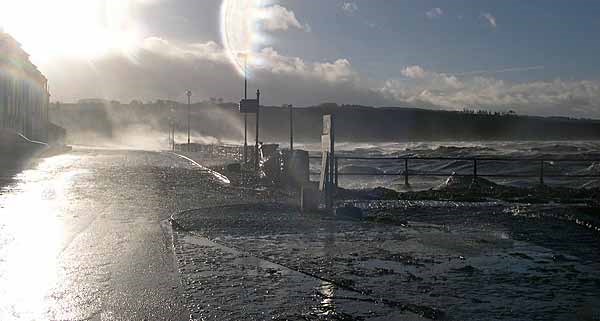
[171,202,600,321]
[1,147,599,321]
[0,148,275,321]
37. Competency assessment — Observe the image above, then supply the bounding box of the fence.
[310,155,600,186]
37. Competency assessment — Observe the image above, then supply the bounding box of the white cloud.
[46,37,600,119]
[426,8,444,19]
[342,2,358,15]
[257,47,357,83]
[381,65,600,117]
[259,5,310,32]
[401,65,426,79]
[142,37,226,62]
[482,12,497,28]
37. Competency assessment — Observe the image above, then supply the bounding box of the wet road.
[0,148,247,321]
[2,148,600,321]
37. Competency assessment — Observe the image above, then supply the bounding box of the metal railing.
[310,155,600,186]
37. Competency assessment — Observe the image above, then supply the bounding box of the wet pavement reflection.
[2,148,600,320]
[0,149,232,320]
[0,155,80,320]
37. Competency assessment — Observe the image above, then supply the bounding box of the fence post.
[335,157,339,187]
[540,160,545,185]
[404,158,409,186]
[473,159,478,180]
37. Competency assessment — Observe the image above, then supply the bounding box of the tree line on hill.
[49,100,600,144]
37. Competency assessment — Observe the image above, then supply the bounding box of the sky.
[2,0,600,118]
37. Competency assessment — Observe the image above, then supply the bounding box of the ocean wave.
[339,165,385,175]
[530,144,588,153]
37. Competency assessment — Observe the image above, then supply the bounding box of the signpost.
[319,114,335,209]
[255,89,261,171]
[239,90,261,171]
[239,99,258,113]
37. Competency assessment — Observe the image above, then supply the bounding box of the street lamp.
[289,104,294,151]
[243,53,248,164]
[186,90,192,151]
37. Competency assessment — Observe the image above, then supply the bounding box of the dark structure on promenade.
[0,32,50,142]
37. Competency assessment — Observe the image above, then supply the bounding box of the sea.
[298,141,600,191]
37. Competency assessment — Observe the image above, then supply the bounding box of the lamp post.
[289,104,294,151]
[243,54,248,164]
[186,90,192,151]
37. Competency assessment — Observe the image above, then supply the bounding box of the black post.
[255,89,260,171]
[289,104,294,151]
[243,57,248,164]
[404,158,409,186]
[540,160,545,185]
[334,157,339,187]
[244,114,248,163]
[186,90,191,151]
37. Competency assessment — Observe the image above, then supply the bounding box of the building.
[0,32,50,142]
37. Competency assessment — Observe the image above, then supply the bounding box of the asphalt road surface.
[0,148,257,321]
[2,148,599,321]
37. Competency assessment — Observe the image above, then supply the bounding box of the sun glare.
[220,0,273,77]
[0,0,142,64]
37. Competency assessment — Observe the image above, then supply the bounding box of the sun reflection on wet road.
[0,155,82,320]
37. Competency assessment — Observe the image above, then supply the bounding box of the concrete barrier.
[300,182,320,212]
[284,149,309,187]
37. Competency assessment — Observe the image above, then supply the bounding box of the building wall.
[0,33,50,142]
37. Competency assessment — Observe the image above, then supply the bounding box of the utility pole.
[289,104,294,151]
[186,90,192,151]
[255,89,260,171]
[244,55,248,164]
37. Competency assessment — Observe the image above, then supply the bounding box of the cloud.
[253,47,358,84]
[381,65,600,117]
[142,37,226,62]
[259,4,310,32]
[401,65,427,79]
[45,37,600,119]
[426,8,444,19]
[342,2,358,15]
[452,66,545,76]
[45,37,390,107]
[482,12,497,28]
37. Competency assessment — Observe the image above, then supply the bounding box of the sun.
[0,0,142,64]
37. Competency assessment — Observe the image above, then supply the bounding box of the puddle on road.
[172,203,600,320]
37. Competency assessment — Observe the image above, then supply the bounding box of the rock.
[368,187,399,200]
[335,205,364,220]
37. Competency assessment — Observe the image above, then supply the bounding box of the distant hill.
[49,101,600,144]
